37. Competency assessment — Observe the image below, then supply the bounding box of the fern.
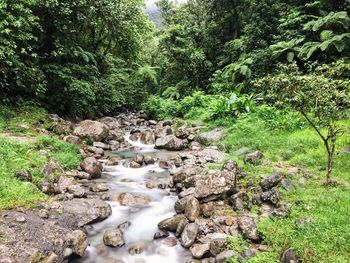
[304,11,350,31]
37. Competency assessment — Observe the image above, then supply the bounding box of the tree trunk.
[326,150,333,185]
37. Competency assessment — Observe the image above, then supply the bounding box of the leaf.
[287,51,295,62]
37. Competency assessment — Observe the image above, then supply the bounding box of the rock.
[106,156,121,166]
[159,160,171,169]
[190,243,210,258]
[196,127,224,145]
[73,120,109,142]
[65,170,91,180]
[158,214,187,231]
[133,154,144,164]
[176,218,189,237]
[103,229,125,247]
[209,236,227,256]
[93,142,110,150]
[242,249,258,259]
[140,130,155,145]
[67,184,86,198]
[98,117,121,129]
[201,202,215,217]
[153,230,169,239]
[80,157,103,178]
[128,242,146,255]
[184,197,200,222]
[175,125,189,139]
[155,125,173,139]
[261,188,280,206]
[238,216,260,241]
[174,197,191,214]
[234,147,249,155]
[15,170,32,182]
[155,135,186,151]
[129,161,141,168]
[280,248,300,263]
[230,191,245,211]
[41,159,63,177]
[118,193,151,206]
[260,173,283,190]
[89,183,109,192]
[281,178,295,191]
[15,216,26,223]
[63,135,82,145]
[66,230,88,257]
[244,151,264,164]
[181,223,199,248]
[145,181,156,189]
[38,209,49,219]
[194,164,238,200]
[215,250,237,263]
[162,238,178,247]
[144,155,155,164]
[179,187,195,198]
[61,199,112,226]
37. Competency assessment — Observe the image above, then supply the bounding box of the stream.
[73,133,191,263]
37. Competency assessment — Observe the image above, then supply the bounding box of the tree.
[258,62,350,184]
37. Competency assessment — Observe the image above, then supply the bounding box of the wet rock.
[80,157,103,178]
[174,197,190,214]
[162,238,177,247]
[215,250,237,263]
[159,160,171,169]
[155,135,186,151]
[190,243,210,258]
[196,127,224,145]
[65,170,91,180]
[140,130,155,145]
[133,154,144,164]
[63,135,82,145]
[106,156,121,166]
[89,183,109,192]
[61,199,112,226]
[176,218,189,237]
[179,187,195,198]
[144,155,155,164]
[261,188,280,206]
[67,184,86,198]
[260,173,283,190]
[238,216,260,241]
[280,248,300,263]
[103,228,125,247]
[128,242,146,255]
[118,193,151,206]
[181,223,199,248]
[129,161,141,168]
[145,181,156,189]
[66,230,88,257]
[108,130,124,142]
[153,230,169,239]
[244,151,264,164]
[184,197,200,222]
[73,120,109,142]
[93,142,110,150]
[158,214,187,231]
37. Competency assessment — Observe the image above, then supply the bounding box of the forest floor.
[0,104,349,262]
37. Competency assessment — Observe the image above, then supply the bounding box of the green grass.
[189,110,350,263]
[0,105,82,210]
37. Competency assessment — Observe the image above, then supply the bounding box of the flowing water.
[74,134,191,263]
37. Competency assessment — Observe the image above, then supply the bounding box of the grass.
[190,109,350,262]
[0,104,81,210]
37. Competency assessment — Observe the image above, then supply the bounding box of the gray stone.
[181,223,199,248]
[103,229,125,247]
[73,120,109,142]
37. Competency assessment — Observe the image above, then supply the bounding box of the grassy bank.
[0,104,81,210]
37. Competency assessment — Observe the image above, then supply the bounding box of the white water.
[73,136,190,263]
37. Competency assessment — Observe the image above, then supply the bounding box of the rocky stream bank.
[0,111,300,263]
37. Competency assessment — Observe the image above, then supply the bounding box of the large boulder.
[184,197,200,222]
[158,214,187,231]
[194,161,239,200]
[117,193,151,206]
[80,157,103,178]
[73,120,109,142]
[196,127,224,144]
[155,135,186,151]
[190,243,210,259]
[140,130,155,145]
[66,230,88,257]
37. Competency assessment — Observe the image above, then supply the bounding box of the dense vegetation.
[1,0,350,262]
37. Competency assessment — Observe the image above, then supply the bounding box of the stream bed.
[73,134,191,263]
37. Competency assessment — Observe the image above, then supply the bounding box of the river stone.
[153,230,169,239]
[280,248,300,263]
[80,157,103,178]
[210,236,227,256]
[118,193,151,206]
[244,150,264,164]
[155,135,185,151]
[158,214,187,231]
[61,199,112,226]
[128,242,146,255]
[215,250,237,263]
[74,120,109,142]
[144,154,155,164]
[103,229,125,247]
[238,216,260,241]
[196,127,224,144]
[66,230,88,257]
[184,197,200,222]
[93,142,110,150]
[129,161,141,168]
[106,156,121,166]
[260,173,283,190]
[174,197,191,214]
[140,130,155,145]
[89,183,109,192]
[43,251,59,263]
[181,223,199,248]
[67,184,86,198]
[190,243,210,258]
[133,154,144,164]
[176,218,189,237]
